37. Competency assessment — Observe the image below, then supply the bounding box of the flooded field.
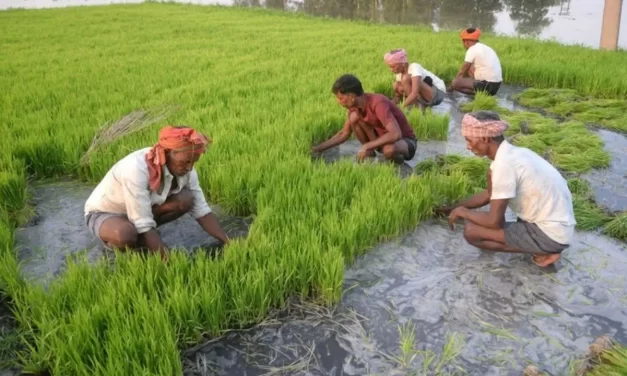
[2,0,626,49]
[10,85,627,375]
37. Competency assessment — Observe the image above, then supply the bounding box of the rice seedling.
[405,108,449,141]
[567,178,613,231]
[513,88,627,133]
[459,91,507,113]
[603,213,627,241]
[586,344,627,376]
[0,2,624,375]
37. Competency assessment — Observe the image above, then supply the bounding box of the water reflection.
[1,0,625,48]
[230,0,624,48]
[239,0,554,36]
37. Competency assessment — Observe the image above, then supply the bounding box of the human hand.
[356,146,370,162]
[434,205,454,217]
[448,207,468,230]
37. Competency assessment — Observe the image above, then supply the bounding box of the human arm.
[402,75,421,108]
[119,167,169,257]
[360,101,402,153]
[448,161,517,230]
[435,169,492,215]
[456,48,475,78]
[187,169,230,245]
[311,116,353,153]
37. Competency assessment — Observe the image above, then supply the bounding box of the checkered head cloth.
[461,113,509,138]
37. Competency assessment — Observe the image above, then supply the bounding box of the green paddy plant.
[587,344,627,376]
[603,213,627,242]
[567,178,612,231]
[0,3,626,375]
[513,88,627,133]
[459,91,505,113]
[406,108,449,141]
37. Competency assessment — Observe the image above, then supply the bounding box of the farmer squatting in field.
[451,28,503,96]
[311,74,418,164]
[383,48,446,110]
[84,125,230,261]
[436,111,577,268]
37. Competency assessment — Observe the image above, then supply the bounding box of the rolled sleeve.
[490,162,517,200]
[187,169,212,219]
[119,167,157,234]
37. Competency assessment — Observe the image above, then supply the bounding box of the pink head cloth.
[384,49,408,66]
[461,113,509,138]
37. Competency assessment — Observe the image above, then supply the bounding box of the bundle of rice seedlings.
[79,104,180,167]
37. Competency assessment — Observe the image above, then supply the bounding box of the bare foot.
[532,253,561,267]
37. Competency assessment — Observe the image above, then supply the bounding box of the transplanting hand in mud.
[311,73,418,165]
[436,110,577,268]
[383,48,446,110]
[84,125,230,261]
[450,27,502,97]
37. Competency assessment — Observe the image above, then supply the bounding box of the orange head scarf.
[460,28,481,41]
[145,125,211,192]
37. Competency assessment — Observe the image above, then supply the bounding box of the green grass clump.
[502,112,610,173]
[459,91,510,114]
[602,213,627,242]
[0,3,626,374]
[587,345,627,376]
[406,108,449,141]
[567,178,612,231]
[513,88,627,133]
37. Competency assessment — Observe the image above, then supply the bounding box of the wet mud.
[185,221,627,376]
[582,129,627,214]
[13,181,252,285]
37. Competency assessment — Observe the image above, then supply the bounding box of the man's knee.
[463,221,479,243]
[110,223,138,248]
[382,144,398,159]
[451,78,461,89]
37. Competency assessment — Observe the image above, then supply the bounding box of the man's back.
[491,141,576,245]
[358,93,416,139]
[465,42,502,82]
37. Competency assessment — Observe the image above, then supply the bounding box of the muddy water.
[14,181,252,285]
[583,129,627,213]
[2,0,625,50]
[185,222,627,376]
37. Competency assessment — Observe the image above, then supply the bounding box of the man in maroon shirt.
[311,74,418,164]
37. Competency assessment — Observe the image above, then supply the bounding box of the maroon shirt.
[350,93,416,139]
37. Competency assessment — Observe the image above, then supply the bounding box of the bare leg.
[382,139,410,164]
[350,113,377,158]
[392,81,404,104]
[451,77,476,95]
[97,189,194,251]
[462,221,560,267]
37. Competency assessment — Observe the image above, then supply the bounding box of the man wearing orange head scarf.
[84,125,230,261]
[451,27,503,97]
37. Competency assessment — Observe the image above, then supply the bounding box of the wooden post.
[600,0,623,50]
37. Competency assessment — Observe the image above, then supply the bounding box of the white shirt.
[464,42,502,82]
[396,62,447,92]
[84,147,212,234]
[490,140,576,245]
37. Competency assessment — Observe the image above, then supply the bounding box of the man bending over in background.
[437,111,576,268]
[84,125,230,261]
[383,48,446,110]
[311,74,417,164]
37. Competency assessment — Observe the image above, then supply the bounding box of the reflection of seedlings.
[468,309,518,341]
[531,310,559,318]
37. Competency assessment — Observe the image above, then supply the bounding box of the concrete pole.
[600,0,623,50]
